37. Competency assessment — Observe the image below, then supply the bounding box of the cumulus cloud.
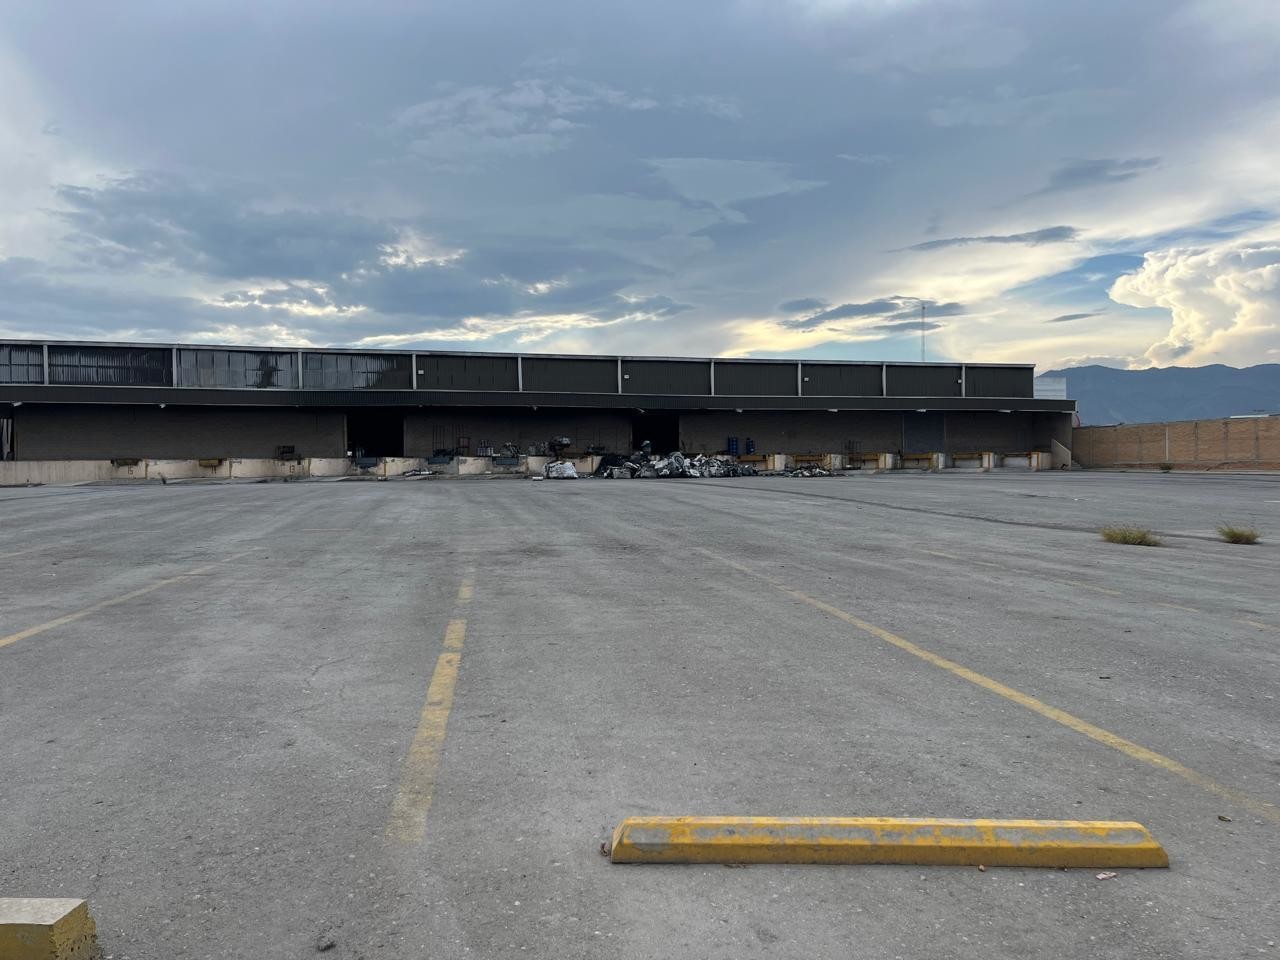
[1110,236,1280,365]
[904,226,1078,251]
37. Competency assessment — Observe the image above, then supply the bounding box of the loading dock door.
[902,412,945,453]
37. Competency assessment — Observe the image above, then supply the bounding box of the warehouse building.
[0,340,1074,467]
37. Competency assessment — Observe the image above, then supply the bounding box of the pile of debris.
[595,452,758,479]
[544,460,579,479]
[780,465,832,478]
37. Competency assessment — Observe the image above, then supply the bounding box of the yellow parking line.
[444,619,466,651]
[0,552,253,651]
[386,570,476,844]
[1234,618,1278,632]
[696,548,1280,826]
[386,649,462,843]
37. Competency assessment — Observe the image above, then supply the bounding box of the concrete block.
[0,898,100,960]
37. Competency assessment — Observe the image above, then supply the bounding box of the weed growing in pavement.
[1101,526,1162,546]
[1217,525,1260,545]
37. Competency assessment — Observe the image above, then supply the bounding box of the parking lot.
[2,471,1278,959]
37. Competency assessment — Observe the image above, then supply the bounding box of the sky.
[1,0,1278,372]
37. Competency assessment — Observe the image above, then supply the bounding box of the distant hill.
[1041,364,1280,425]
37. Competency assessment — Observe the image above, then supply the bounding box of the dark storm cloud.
[56,175,396,280]
[904,226,1078,252]
[778,297,828,314]
[1046,311,1101,323]
[781,296,964,330]
[1029,158,1160,197]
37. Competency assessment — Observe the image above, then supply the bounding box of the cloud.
[782,295,964,329]
[1029,158,1160,197]
[837,153,889,164]
[1046,311,1102,322]
[647,158,825,211]
[778,297,828,313]
[928,88,1107,128]
[1109,235,1280,366]
[904,226,1079,252]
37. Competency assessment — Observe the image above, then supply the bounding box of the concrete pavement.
[1,472,1277,958]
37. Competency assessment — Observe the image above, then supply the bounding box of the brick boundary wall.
[1073,417,1280,470]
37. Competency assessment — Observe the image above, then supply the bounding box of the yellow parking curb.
[0,898,100,960]
[609,816,1169,868]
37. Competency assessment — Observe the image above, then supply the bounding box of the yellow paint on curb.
[0,552,253,651]
[0,898,99,960]
[609,817,1169,868]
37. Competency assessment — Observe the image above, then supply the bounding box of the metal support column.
[881,363,888,397]
[517,356,523,391]
[709,360,716,396]
[297,350,304,388]
[411,353,418,390]
[960,364,966,397]
[171,347,179,387]
[617,357,623,394]
[42,344,50,384]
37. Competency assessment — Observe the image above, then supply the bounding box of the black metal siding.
[886,364,962,397]
[522,357,616,393]
[801,363,882,396]
[965,366,1033,398]
[302,352,413,389]
[622,359,710,395]
[48,346,172,386]
[177,348,296,388]
[0,345,44,383]
[714,362,797,396]
[418,354,519,391]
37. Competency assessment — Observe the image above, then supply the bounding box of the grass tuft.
[1217,525,1260,545]
[1101,526,1162,547]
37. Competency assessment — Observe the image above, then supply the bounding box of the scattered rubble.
[544,461,579,479]
[779,465,832,478]
[596,452,759,479]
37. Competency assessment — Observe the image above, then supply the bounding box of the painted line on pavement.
[0,552,253,651]
[696,547,1280,826]
[609,816,1169,868]
[386,567,475,844]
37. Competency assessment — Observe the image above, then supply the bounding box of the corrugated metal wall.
[418,354,519,391]
[302,352,413,389]
[0,345,44,383]
[521,357,617,393]
[622,359,710,395]
[801,363,882,396]
[714,362,797,396]
[966,366,1034,398]
[886,364,962,397]
[48,346,172,386]
[177,349,296,388]
[14,405,346,459]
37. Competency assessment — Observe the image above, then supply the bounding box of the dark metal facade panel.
[522,357,617,393]
[177,348,297,389]
[964,365,1034,398]
[622,359,710,395]
[302,352,412,389]
[417,354,519,391]
[0,383,1076,412]
[0,345,44,383]
[886,364,962,398]
[801,363,883,397]
[714,361,797,396]
[48,345,172,386]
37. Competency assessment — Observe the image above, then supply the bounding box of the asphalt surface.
[2,471,1278,959]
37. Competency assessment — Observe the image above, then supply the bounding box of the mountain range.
[1040,364,1280,425]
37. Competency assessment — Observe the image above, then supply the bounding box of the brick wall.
[1074,417,1280,468]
